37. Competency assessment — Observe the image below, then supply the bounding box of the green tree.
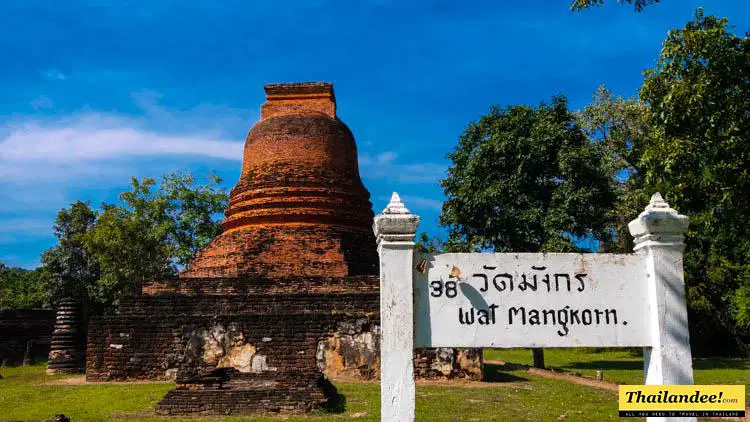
[41,201,100,313]
[440,96,616,254]
[84,171,227,311]
[571,0,660,12]
[575,85,651,253]
[160,171,229,267]
[0,262,46,310]
[415,232,443,253]
[440,96,617,366]
[638,10,750,353]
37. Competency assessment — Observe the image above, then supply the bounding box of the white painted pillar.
[629,193,695,422]
[373,192,419,422]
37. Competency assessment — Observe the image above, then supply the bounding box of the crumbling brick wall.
[0,309,55,365]
[87,276,380,381]
[87,276,482,382]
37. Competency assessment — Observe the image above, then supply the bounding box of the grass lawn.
[485,348,750,401]
[1,362,622,421]
[1,350,747,421]
[0,364,171,421]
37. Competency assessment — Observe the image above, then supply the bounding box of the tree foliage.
[40,201,100,312]
[575,85,651,253]
[415,232,443,253]
[160,172,230,267]
[638,9,750,352]
[84,190,174,309]
[0,263,45,310]
[1,171,227,314]
[440,96,616,254]
[83,171,228,311]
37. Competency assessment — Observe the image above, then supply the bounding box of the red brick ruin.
[181,82,377,279]
[0,309,54,366]
[85,82,481,415]
[47,299,86,374]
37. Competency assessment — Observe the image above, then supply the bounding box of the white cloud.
[0,94,250,260]
[0,93,251,188]
[359,151,446,184]
[0,115,243,164]
[374,151,397,165]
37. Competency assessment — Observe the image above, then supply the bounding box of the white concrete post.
[629,193,694,422]
[373,192,419,422]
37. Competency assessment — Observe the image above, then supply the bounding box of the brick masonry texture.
[0,309,54,365]
[181,82,376,279]
[47,299,86,374]
[85,82,481,415]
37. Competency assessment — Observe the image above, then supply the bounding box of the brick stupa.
[85,83,481,416]
[181,82,378,279]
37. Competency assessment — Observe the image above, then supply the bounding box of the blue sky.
[0,1,748,269]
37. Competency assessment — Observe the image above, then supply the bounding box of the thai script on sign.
[428,264,621,337]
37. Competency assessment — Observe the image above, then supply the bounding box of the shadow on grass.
[563,360,643,371]
[482,363,529,383]
[693,358,750,370]
[564,357,749,372]
[319,377,347,414]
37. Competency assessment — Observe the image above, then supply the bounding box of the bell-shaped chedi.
[181,82,378,278]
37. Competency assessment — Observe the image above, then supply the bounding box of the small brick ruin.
[47,299,86,374]
[0,309,55,366]
[86,82,481,415]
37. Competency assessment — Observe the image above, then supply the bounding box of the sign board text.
[413,253,651,348]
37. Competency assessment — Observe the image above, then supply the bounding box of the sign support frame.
[375,192,695,422]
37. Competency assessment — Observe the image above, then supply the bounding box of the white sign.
[374,192,695,422]
[414,253,651,348]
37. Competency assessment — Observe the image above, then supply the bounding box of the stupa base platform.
[155,369,338,415]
